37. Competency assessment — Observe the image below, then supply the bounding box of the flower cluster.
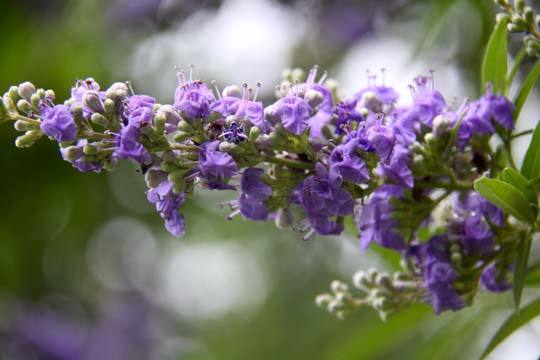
[0,65,528,318]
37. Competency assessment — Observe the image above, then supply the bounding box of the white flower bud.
[222,85,241,98]
[17,82,35,100]
[83,91,105,114]
[304,89,324,108]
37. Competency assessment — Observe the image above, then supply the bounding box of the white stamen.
[253,82,261,102]
[318,70,328,84]
[211,80,221,99]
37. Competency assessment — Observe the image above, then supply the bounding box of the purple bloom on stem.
[70,78,101,103]
[366,122,395,162]
[147,180,185,236]
[174,70,215,120]
[198,141,237,189]
[461,216,494,258]
[355,85,399,105]
[357,185,406,250]
[114,106,152,164]
[333,99,363,134]
[238,167,272,220]
[40,104,78,143]
[272,96,313,135]
[329,138,370,184]
[300,164,354,235]
[375,145,413,188]
[480,263,511,293]
[60,140,104,173]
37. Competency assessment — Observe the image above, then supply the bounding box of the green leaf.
[413,0,458,57]
[481,19,508,94]
[500,167,536,205]
[479,296,540,359]
[474,177,536,224]
[507,45,527,89]
[521,121,540,179]
[513,232,532,308]
[513,61,540,123]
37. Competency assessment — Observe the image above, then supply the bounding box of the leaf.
[513,232,532,309]
[521,121,540,179]
[481,19,508,94]
[413,0,458,57]
[479,296,540,359]
[507,45,527,90]
[500,167,536,205]
[513,61,540,123]
[474,177,536,224]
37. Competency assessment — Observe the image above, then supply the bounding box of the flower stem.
[263,155,315,170]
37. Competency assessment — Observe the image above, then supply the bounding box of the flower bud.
[433,114,451,135]
[14,120,38,132]
[168,169,187,184]
[17,82,35,100]
[315,294,333,308]
[145,168,168,188]
[376,274,394,292]
[222,85,242,98]
[291,68,305,82]
[515,0,525,13]
[173,131,190,142]
[30,93,42,109]
[353,271,372,291]
[8,86,19,101]
[91,113,110,128]
[359,91,382,113]
[83,91,105,114]
[16,99,33,114]
[330,280,348,294]
[218,141,236,153]
[83,143,98,155]
[249,126,261,142]
[62,145,84,162]
[45,89,55,100]
[225,115,238,127]
[524,6,534,23]
[264,105,279,124]
[178,120,193,132]
[496,13,510,23]
[15,130,42,148]
[3,93,17,114]
[304,89,324,108]
[157,104,181,126]
[274,208,293,229]
[106,82,129,100]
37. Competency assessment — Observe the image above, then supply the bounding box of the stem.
[171,143,200,152]
[263,155,315,170]
[510,129,533,139]
[81,131,113,140]
[15,114,41,126]
[415,180,473,191]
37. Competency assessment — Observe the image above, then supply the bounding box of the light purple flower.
[40,104,78,143]
[147,180,185,236]
[272,96,312,135]
[480,263,511,293]
[329,138,370,184]
[60,140,105,173]
[174,74,215,120]
[197,141,237,189]
[238,167,272,220]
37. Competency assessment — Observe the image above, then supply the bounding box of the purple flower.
[238,167,272,220]
[60,140,105,173]
[114,107,152,164]
[366,122,395,162]
[272,96,313,135]
[461,216,494,258]
[197,141,237,189]
[357,185,406,250]
[174,72,215,120]
[221,122,248,144]
[355,85,399,106]
[70,78,101,103]
[454,191,504,227]
[333,99,363,134]
[329,138,370,184]
[211,85,268,132]
[480,263,511,293]
[40,104,78,143]
[147,180,185,236]
[407,75,446,127]
[300,163,354,235]
[375,145,413,188]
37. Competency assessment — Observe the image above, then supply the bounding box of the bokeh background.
[1,0,540,359]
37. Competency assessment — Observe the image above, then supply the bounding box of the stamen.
[125,81,135,96]
[242,83,249,101]
[294,79,300,96]
[307,65,318,84]
[211,80,221,99]
[227,209,241,220]
[318,70,328,84]
[253,82,261,102]
[174,65,185,85]
[429,69,435,90]
[188,64,194,82]
[303,228,315,241]
[381,68,386,86]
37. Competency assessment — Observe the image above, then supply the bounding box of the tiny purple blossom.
[272,96,312,135]
[238,167,272,220]
[147,180,185,236]
[40,104,78,143]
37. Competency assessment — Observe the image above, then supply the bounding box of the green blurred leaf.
[414,0,459,56]
[480,296,540,359]
[482,19,508,94]
[513,61,540,123]
[500,167,536,205]
[474,177,536,223]
[507,46,527,89]
[521,121,540,179]
[513,232,532,309]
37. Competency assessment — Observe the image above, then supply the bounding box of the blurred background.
[1,0,540,359]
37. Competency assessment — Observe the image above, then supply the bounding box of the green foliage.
[513,232,532,308]
[482,18,508,94]
[499,167,536,205]
[512,61,540,123]
[480,296,540,359]
[521,121,540,179]
[474,177,536,224]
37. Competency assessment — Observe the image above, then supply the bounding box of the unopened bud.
[515,0,525,13]
[14,120,38,132]
[178,120,193,132]
[30,93,42,109]
[2,94,17,114]
[315,294,333,308]
[496,13,510,23]
[353,271,372,291]
[168,169,187,184]
[15,130,42,148]
[304,89,324,108]
[18,82,35,100]
[83,91,105,113]
[83,144,98,155]
[376,274,394,292]
[91,113,110,128]
[173,131,190,142]
[157,104,181,126]
[524,7,534,23]
[274,208,293,229]
[249,126,261,141]
[433,114,451,135]
[218,141,236,153]
[62,146,84,162]
[222,85,242,98]
[330,280,348,294]
[291,68,305,82]
[106,82,129,100]
[16,99,33,114]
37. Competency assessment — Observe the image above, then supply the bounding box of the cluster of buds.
[495,0,540,57]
